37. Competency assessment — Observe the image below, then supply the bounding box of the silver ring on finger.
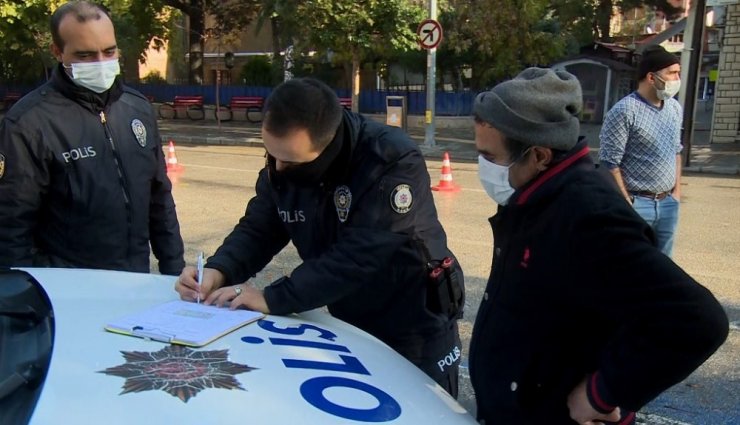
[233,285,242,296]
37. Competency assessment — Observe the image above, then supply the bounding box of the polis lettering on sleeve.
[61,146,96,163]
[278,208,306,223]
[437,345,461,372]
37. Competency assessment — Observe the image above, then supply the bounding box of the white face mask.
[654,74,681,100]
[64,58,120,93]
[478,155,515,206]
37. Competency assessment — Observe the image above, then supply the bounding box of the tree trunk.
[188,1,205,85]
[452,66,463,92]
[596,0,613,42]
[121,49,140,83]
[270,16,282,83]
[351,51,360,113]
[270,16,286,84]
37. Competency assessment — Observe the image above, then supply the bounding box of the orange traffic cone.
[432,152,460,192]
[166,140,183,172]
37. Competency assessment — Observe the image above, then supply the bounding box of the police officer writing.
[175,78,465,397]
[469,68,728,424]
[0,1,185,275]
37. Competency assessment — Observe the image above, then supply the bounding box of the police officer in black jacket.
[175,78,465,396]
[470,68,728,424]
[0,1,184,275]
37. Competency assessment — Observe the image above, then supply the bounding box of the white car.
[1,268,477,425]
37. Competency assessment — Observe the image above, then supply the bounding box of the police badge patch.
[0,153,5,180]
[334,185,352,223]
[390,184,413,214]
[131,119,147,147]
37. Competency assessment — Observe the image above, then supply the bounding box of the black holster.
[426,256,464,319]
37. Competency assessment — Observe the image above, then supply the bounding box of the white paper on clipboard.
[105,300,264,347]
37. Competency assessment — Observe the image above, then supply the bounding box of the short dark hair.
[264,78,343,149]
[502,136,530,163]
[50,1,111,50]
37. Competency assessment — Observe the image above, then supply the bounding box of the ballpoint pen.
[196,251,204,304]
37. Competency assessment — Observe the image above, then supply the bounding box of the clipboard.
[104,300,264,347]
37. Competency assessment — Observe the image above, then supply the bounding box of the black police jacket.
[207,110,464,354]
[0,66,185,275]
[469,141,728,424]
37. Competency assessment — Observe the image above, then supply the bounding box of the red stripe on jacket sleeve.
[586,371,618,413]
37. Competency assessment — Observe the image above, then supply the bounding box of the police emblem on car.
[334,185,352,223]
[131,119,147,147]
[0,153,5,180]
[390,184,413,214]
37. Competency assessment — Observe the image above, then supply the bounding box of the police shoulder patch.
[0,153,5,180]
[334,185,352,223]
[131,119,147,147]
[390,184,413,214]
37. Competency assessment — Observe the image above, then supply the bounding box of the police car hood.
[18,268,476,425]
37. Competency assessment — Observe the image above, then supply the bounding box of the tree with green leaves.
[0,0,170,85]
[157,0,261,84]
[0,0,63,84]
[251,0,297,84]
[104,0,170,82]
[443,0,566,89]
[550,0,683,44]
[290,0,425,112]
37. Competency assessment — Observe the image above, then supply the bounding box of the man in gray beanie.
[468,67,728,425]
[599,45,683,257]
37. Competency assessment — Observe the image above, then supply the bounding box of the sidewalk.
[157,115,740,175]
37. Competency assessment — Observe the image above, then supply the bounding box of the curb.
[161,134,264,148]
[160,132,740,177]
[683,165,740,175]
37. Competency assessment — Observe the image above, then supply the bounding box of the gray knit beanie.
[473,67,583,151]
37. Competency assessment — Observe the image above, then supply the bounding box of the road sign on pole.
[417,19,443,50]
[420,7,441,148]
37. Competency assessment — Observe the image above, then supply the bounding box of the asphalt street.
[163,144,739,425]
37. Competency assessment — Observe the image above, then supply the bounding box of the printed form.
[105,300,264,347]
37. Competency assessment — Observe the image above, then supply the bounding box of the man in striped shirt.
[599,45,683,257]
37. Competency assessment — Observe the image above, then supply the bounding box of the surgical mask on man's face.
[478,155,515,206]
[654,74,681,100]
[64,58,120,93]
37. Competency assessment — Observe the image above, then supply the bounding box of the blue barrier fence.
[1,84,477,116]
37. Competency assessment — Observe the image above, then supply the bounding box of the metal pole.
[216,39,221,130]
[424,0,437,148]
[679,0,706,167]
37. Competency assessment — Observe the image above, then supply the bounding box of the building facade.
[711,3,740,143]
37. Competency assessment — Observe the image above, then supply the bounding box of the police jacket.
[207,110,464,357]
[0,66,185,275]
[469,140,728,424]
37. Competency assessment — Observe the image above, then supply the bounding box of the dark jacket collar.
[510,138,592,208]
[324,109,361,185]
[50,63,124,114]
[266,109,359,189]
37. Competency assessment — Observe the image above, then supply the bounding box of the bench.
[2,92,22,111]
[339,97,352,110]
[225,96,264,123]
[159,95,204,120]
